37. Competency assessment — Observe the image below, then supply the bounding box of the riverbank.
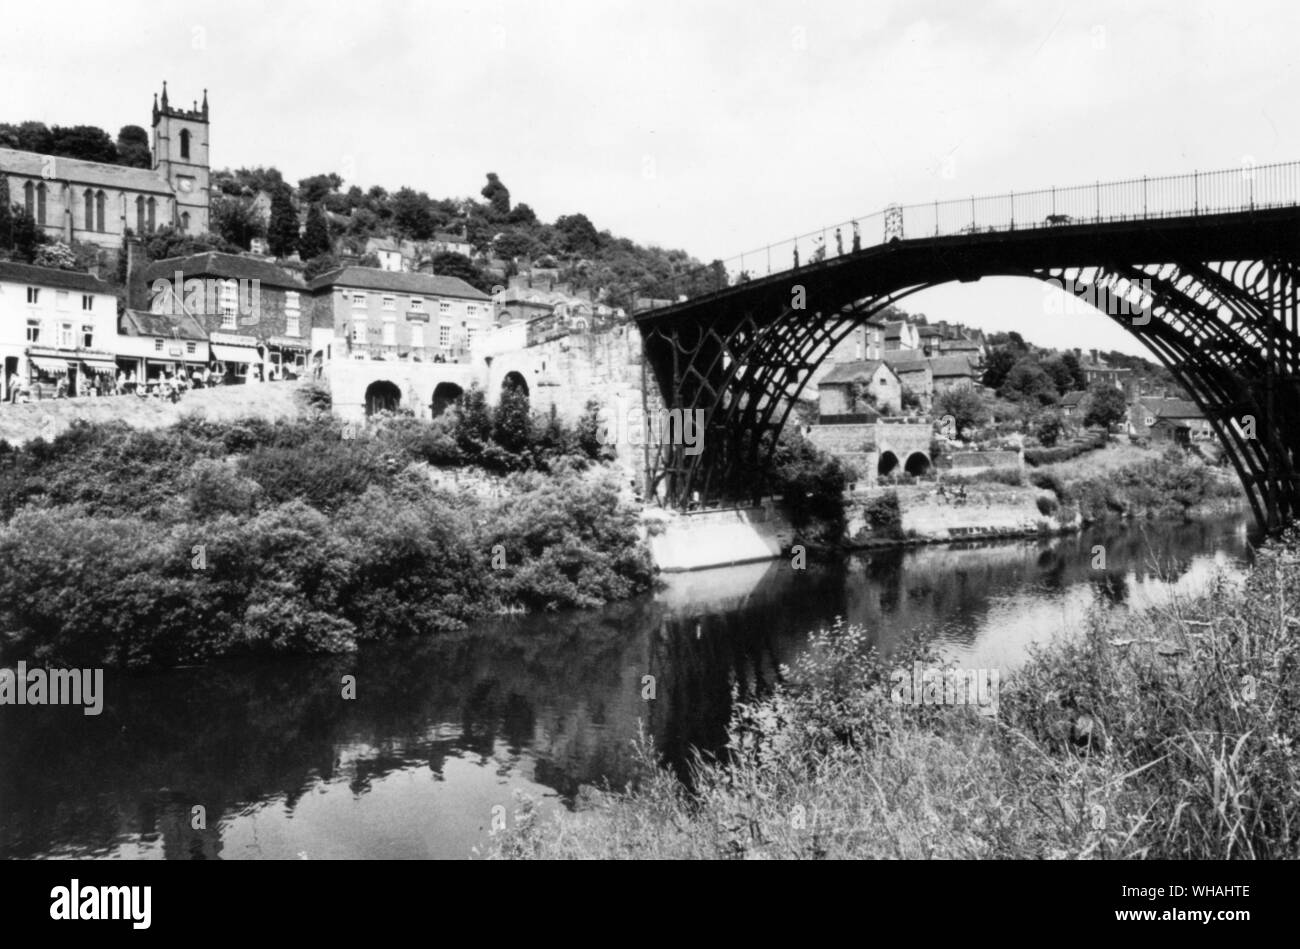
[0,408,655,669]
[487,528,1298,860]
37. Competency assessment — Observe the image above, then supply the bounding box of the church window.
[96,191,106,232]
[84,190,94,230]
[179,129,191,160]
[146,197,157,233]
[24,181,34,216]
[180,211,190,232]
[136,196,146,234]
[36,183,46,225]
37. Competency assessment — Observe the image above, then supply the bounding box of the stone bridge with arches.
[631,160,1300,530]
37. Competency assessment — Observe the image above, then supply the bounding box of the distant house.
[929,355,978,396]
[884,352,933,408]
[818,359,902,417]
[1080,349,1131,390]
[884,320,920,352]
[1061,390,1086,418]
[1130,397,1213,442]
[431,232,473,258]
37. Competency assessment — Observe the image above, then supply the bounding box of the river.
[0,514,1258,859]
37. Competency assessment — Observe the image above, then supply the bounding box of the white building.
[0,261,118,400]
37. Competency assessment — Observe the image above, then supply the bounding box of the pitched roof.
[884,320,909,339]
[0,260,112,293]
[119,309,209,340]
[433,232,470,244]
[0,147,174,194]
[308,266,489,300]
[1145,398,1203,419]
[821,359,893,384]
[883,352,930,372]
[943,338,983,350]
[929,355,976,377]
[142,252,306,290]
[1061,391,1086,406]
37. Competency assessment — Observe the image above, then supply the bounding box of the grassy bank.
[0,394,655,669]
[487,532,1299,859]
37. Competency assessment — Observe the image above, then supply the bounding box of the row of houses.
[0,253,500,401]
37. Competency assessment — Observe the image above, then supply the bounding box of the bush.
[1035,494,1059,516]
[862,490,903,540]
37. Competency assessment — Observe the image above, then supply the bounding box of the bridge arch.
[431,381,463,417]
[635,199,1300,529]
[877,451,899,478]
[904,451,931,477]
[364,380,402,417]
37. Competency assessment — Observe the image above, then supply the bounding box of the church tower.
[151,82,210,234]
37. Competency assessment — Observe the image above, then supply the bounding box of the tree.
[507,202,537,226]
[481,172,511,216]
[298,173,343,205]
[48,125,118,164]
[493,384,532,455]
[390,187,435,239]
[935,387,990,439]
[0,121,52,153]
[1040,356,1074,395]
[210,196,265,250]
[429,252,492,293]
[115,126,152,168]
[299,203,332,260]
[33,241,78,270]
[1034,411,1064,447]
[982,347,1018,390]
[1061,351,1087,390]
[493,230,534,260]
[554,213,601,257]
[1001,357,1059,405]
[1084,384,1128,429]
[140,227,231,262]
[266,187,299,258]
[11,207,42,262]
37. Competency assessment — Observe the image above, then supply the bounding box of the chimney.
[1090,348,1099,365]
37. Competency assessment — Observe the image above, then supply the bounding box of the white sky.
[4,0,1297,356]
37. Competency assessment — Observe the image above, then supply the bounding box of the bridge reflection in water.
[0,516,1254,860]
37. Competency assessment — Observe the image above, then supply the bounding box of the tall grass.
[488,532,1300,859]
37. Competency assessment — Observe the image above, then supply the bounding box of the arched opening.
[35,182,46,225]
[904,451,931,477]
[179,129,191,160]
[877,451,899,477]
[180,211,190,233]
[364,380,401,417]
[84,189,94,230]
[95,190,106,232]
[431,381,463,417]
[135,195,145,234]
[501,370,529,397]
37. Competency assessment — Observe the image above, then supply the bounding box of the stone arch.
[904,451,931,476]
[877,450,899,477]
[364,380,402,416]
[431,381,463,417]
[501,370,529,397]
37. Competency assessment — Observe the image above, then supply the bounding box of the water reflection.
[0,515,1256,860]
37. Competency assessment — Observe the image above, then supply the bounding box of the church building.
[0,82,210,250]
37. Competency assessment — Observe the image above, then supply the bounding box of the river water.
[0,515,1257,860]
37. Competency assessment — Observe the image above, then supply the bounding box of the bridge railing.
[629,159,1300,314]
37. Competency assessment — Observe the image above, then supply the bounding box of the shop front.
[265,336,309,380]
[209,332,263,384]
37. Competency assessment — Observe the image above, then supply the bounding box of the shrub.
[1035,494,1059,516]
[862,490,903,540]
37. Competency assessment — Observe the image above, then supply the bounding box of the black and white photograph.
[0,0,1294,924]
